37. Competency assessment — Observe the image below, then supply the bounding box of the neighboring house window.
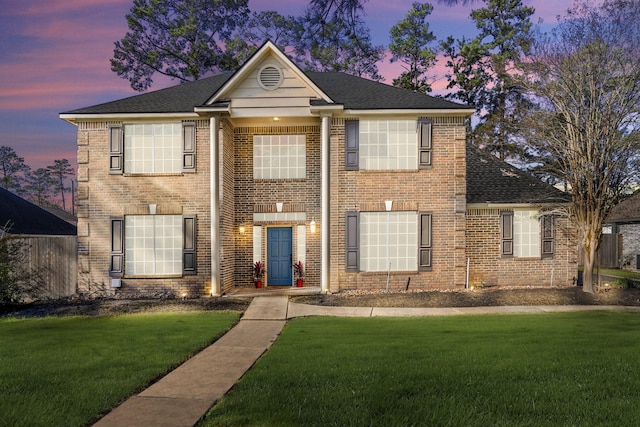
[501,210,554,258]
[346,211,427,272]
[109,215,196,277]
[110,123,196,175]
[253,135,306,179]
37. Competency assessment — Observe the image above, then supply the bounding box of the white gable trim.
[205,41,333,105]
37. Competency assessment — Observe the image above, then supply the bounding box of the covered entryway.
[267,227,293,286]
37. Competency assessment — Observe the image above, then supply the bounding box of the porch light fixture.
[273,117,280,122]
[385,200,393,212]
[276,202,283,213]
[239,225,246,234]
[310,219,317,234]
[149,204,157,215]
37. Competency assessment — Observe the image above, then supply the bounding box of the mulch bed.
[3,286,640,318]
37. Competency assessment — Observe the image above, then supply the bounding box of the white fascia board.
[341,108,475,117]
[310,105,344,114]
[59,112,200,125]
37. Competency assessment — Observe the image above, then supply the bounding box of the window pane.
[359,120,417,170]
[124,123,181,174]
[360,212,418,272]
[253,135,306,179]
[125,215,183,276]
[514,210,540,257]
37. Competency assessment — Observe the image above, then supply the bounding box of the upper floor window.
[345,119,432,170]
[124,124,181,174]
[109,122,196,175]
[254,135,306,179]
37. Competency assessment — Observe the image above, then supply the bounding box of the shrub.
[0,221,44,305]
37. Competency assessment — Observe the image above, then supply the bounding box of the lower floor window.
[125,215,183,276]
[359,212,418,272]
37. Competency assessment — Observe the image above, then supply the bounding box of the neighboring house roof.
[0,187,77,235]
[466,145,571,205]
[607,191,640,223]
[61,71,468,116]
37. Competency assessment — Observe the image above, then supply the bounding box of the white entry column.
[210,116,221,296]
[321,114,331,293]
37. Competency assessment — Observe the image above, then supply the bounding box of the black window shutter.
[109,125,123,175]
[501,212,514,256]
[418,119,432,168]
[541,215,554,257]
[183,215,197,274]
[345,120,359,170]
[110,217,124,277]
[419,212,432,270]
[182,123,196,172]
[345,211,359,271]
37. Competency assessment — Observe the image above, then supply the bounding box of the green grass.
[0,311,240,427]
[202,311,640,427]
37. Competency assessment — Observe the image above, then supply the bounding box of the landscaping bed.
[292,286,640,307]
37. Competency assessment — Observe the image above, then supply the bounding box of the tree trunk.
[582,240,597,293]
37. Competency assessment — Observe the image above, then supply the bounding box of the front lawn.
[0,311,240,427]
[202,311,640,426]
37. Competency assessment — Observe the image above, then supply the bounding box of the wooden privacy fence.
[20,235,77,298]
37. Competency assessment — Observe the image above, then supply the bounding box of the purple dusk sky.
[0,0,574,171]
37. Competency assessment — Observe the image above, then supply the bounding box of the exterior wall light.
[310,219,317,234]
[239,225,246,234]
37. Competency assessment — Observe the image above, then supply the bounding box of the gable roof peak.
[206,40,332,106]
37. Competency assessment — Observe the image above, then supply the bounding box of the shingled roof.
[607,191,640,223]
[62,70,468,115]
[0,187,77,235]
[466,145,571,205]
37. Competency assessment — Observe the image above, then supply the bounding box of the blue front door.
[267,227,292,286]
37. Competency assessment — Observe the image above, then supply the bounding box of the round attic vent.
[258,65,283,90]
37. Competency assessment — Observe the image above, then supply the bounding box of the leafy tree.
[47,159,74,212]
[0,222,44,305]
[24,168,56,207]
[518,0,640,293]
[293,0,385,80]
[0,146,29,195]
[221,10,297,70]
[389,2,437,93]
[442,0,534,160]
[111,0,250,91]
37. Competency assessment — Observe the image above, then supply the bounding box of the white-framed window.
[125,215,183,276]
[359,211,418,272]
[501,210,554,258]
[124,123,182,174]
[253,135,306,179]
[359,120,417,170]
[513,210,540,258]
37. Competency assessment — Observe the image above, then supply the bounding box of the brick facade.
[329,116,468,292]
[465,208,578,287]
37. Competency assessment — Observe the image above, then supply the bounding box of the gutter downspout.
[210,116,221,296]
[321,114,331,293]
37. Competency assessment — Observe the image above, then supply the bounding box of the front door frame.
[267,226,293,286]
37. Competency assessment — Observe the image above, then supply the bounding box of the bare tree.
[47,159,74,212]
[518,0,640,292]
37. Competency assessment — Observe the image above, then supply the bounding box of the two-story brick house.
[60,42,576,296]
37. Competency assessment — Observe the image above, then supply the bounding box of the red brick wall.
[329,116,468,292]
[233,125,322,289]
[465,208,578,287]
[76,119,213,297]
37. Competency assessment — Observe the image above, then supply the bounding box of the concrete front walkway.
[94,297,638,426]
[93,296,288,427]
